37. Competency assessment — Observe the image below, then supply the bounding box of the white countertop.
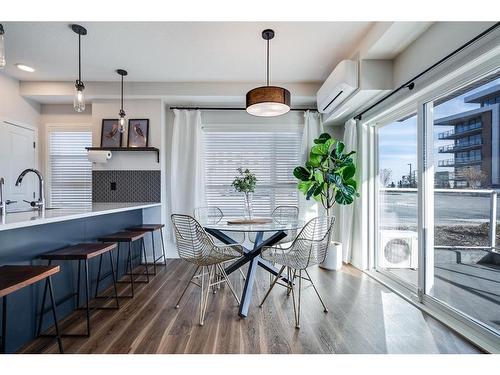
[0,203,162,232]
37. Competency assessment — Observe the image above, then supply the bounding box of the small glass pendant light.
[71,24,87,112]
[246,29,290,117]
[0,24,6,69]
[117,69,128,133]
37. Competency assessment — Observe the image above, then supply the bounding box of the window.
[376,112,419,287]
[203,125,302,217]
[48,128,92,208]
[430,75,500,335]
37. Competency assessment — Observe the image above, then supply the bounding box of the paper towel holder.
[85,147,160,163]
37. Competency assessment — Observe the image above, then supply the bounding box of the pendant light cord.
[266,38,270,86]
[121,74,124,112]
[78,34,82,83]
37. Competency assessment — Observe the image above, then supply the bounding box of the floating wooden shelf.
[86,147,160,163]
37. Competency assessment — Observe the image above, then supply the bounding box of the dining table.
[201,217,305,318]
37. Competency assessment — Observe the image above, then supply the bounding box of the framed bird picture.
[101,119,122,147]
[127,119,149,148]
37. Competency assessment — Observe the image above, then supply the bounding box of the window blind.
[204,126,302,217]
[48,130,92,208]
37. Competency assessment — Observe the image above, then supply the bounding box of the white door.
[0,121,37,212]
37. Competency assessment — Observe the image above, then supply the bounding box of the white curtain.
[169,110,206,215]
[299,110,324,221]
[338,118,363,264]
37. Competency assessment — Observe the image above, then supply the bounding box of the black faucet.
[15,169,45,212]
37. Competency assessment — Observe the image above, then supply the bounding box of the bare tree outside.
[459,166,488,189]
[379,168,393,187]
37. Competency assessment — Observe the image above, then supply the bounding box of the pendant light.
[246,29,290,117]
[71,24,87,112]
[0,24,6,69]
[117,69,128,133]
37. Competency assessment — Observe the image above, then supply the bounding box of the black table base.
[205,228,288,317]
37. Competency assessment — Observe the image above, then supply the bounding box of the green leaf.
[342,164,355,180]
[306,182,320,200]
[293,166,311,181]
[314,133,331,144]
[308,154,322,167]
[311,143,329,156]
[313,170,324,184]
[298,180,314,194]
[345,178,357,191]
[335,141,345,156]
[335,190,354,205]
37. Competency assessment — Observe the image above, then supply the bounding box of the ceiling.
[2,22,375,83]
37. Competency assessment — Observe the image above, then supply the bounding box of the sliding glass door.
[372,70,500,346]
[375,112,419,288]
[428,74,500,336]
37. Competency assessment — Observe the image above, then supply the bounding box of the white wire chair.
[171,214,243,325]
[259,216,335,329]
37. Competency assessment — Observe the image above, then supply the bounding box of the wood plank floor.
[20,259,481,354]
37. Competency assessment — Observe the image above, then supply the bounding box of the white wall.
[0,72,40,126]
[393,22,496,87]
[91,99,163,171]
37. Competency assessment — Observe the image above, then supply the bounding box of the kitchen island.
[0,202,162,353]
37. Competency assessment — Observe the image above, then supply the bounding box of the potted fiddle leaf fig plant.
[293,132,359,270]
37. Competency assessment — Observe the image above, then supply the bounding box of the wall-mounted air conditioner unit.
[378,230,418,269]
[316,60,358,114]
[317,59,393,124]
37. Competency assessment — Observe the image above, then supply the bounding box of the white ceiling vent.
[317,59,393,124]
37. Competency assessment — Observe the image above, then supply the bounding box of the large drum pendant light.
[246,29,290,117]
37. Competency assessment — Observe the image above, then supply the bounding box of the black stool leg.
[141,238,150,283]
[47,277,64,354]
[94,254,104,298]
[76,260,81,308]
[109,251,120,308]
[36,260,52,337]
[84,260,91,337]
[160,228,167,265]
[127,242,135,297]
[1,296,6,354]
[116,244,121,277]
[151,232,157,275]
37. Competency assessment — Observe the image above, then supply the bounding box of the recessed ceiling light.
[15,64,35,72]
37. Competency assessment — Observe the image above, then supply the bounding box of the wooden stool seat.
[98,231,151,298]
[38,243,120,338]
[0,265,63,353]
[126,224,165,232]
[98,231,146,242]
[126,224,167,274]
[40,243,117,261]
[0,265,60,298]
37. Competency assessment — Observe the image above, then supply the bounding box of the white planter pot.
[320,241,343,270]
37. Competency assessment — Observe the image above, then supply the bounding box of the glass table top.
[200,217,305,233]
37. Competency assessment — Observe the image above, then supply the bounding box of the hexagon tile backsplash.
[92,170,161,202]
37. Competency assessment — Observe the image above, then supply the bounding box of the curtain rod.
[169,106,318,112]
[354,22,500,121]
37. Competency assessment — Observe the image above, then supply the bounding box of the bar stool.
[126,224,167,275]
[98,231,150,299]
[0,265,63,353]
[38,242,119,337]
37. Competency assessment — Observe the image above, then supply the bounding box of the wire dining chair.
[259,216,335,329]
[193,206,246,281]
[248,205,299,244]
[171,214,243,325]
